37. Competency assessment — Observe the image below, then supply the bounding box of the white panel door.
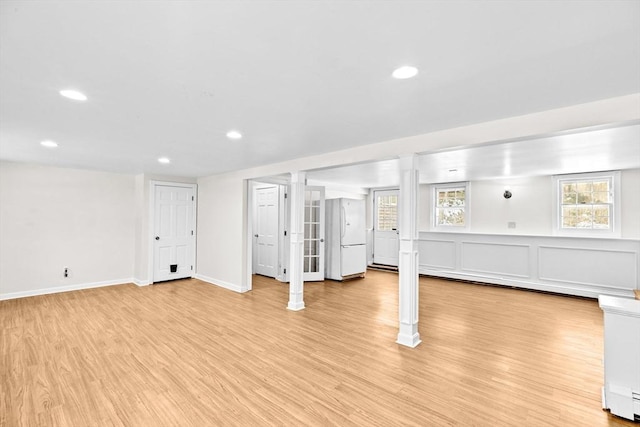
[153,185,195,282]
[303,186,325,281]
[254,185,279,278]
[373,189,399,266]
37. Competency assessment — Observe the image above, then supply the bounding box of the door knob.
[155,236,160,240]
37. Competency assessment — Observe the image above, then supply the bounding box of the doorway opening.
[149,181,197,283]
[251,181,289,283]
[248,178,327,293]
[372,188,399,269]
[303,186,325,282]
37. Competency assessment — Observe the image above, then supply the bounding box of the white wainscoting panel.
[418,232,639,298]
[461,242,530,278]
[418,239,456,270]
[539,246,637,289]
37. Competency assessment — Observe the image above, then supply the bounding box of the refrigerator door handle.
[341,205,346,238]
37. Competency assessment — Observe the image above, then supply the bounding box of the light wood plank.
[0,271,635,426]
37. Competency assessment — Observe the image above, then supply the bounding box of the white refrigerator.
[324,198,367,281]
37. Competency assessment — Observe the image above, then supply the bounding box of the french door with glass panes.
[373,189,399,266]
[303,186,325,281]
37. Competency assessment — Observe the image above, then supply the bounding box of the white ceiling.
[306,123,640,188]
[1,1,639,178]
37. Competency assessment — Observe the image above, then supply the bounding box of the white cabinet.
[598,295,640,421]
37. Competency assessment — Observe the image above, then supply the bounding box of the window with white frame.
[433,182,469,230]
[553,171,620,236]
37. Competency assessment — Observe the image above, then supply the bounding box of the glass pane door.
[373,189,399,267]
[303,186,325,281]
[376,193,398,231]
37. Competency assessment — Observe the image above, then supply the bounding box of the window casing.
[553,171,620,237]
[432,182,469,231]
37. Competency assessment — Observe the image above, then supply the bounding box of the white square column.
[287,171,306,311]
[397,154,422,347]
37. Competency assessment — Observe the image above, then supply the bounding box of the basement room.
[1,1,639,426]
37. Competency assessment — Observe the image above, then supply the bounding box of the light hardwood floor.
[1,271,635,426]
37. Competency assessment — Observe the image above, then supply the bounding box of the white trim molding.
[431,181,470,232]
[419,231,639,298]
[195,274,248,293]
[0,278,134,301]
[552,170,621,238]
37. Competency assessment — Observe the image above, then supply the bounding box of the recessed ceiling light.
[59,89,87,101]
[226,130,242,140]
[392,66,419,79]
[40,140,58,148]
[158,157,170,164]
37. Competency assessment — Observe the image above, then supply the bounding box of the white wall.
[469,177,553,235]
[0,162,199,298]
[195,172,248,291]
[195,95,640,291]
[419,169,640,238]
[324,189,367,200]
[621,168,640,238]
[133,174,146,282]
[0,161,136,298]
[420,177,551,235]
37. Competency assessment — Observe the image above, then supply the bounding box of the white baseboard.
[396,333,422,348]
[418,268,636,299]
[194,274,247,293]
[0,278,134,301]
[287,301,305,311]
[133,278,150,287]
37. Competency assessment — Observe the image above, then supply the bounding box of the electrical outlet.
[64,267,69,278]
[508,222,516,229]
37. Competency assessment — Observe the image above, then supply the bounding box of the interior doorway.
[253,185,279,278]
[151,182,197,283]
[250,180,289,284]
[302,186,325,281]
[373,189,399,267]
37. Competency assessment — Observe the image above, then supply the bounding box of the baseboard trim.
[287,301,305,311]
[369,263,399,272]
[133,279,150,287]
[0,278,134,301]
[419,268,636,299]
[397,333,422,348]
[194,274,247,293]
